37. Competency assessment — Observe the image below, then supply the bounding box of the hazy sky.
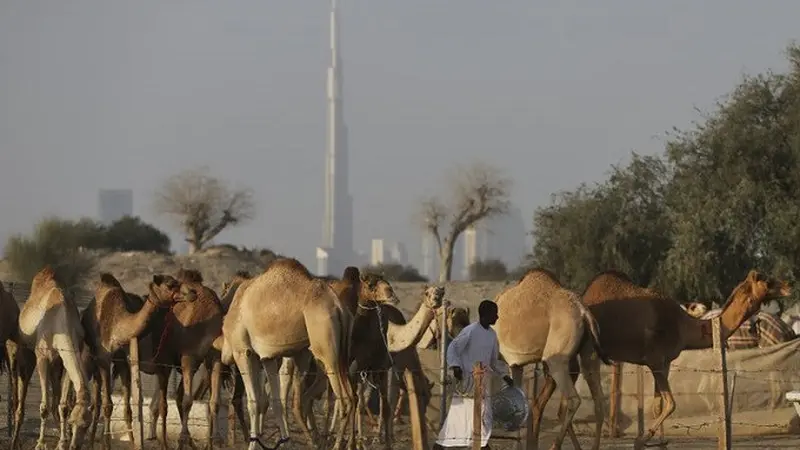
[1,1,798,269]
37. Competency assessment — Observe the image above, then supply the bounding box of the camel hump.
[268,257,313,278]
[176,268,204,284]
[342,266,360,283]
[98,273,122,288]
[518,267,561,284]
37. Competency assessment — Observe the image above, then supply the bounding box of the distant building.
[421,233,437,280]
[98,189,133,224]
[462,205,528,278]
[389,241,408,266]
[371,238,409,266]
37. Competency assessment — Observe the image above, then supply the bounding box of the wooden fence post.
[472,363,484,450]
[712,317,731,450]
[129,337,144,450]
[636,365,645,438]
[439,302,449,429]
[609,362,621,437]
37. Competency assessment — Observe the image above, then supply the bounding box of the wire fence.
[3,280,800,449]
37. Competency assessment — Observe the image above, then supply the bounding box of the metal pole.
[439,302,449,428]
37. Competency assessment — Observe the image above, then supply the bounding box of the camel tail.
[579,305,612,365]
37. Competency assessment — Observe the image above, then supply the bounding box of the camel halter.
[356,301,401,387]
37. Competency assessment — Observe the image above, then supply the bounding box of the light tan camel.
[212,267,400,444]
[16,266,93,450]
[80,273,194,449]
[140,268,224,450]
[493,268,610,450]
[682,302,708,318]
[220,258,356,450]
[569,269,791,450]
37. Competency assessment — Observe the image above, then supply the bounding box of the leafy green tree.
[104,216,171,253]
[660,44,800,301]
[469,259,508,281]
[361,263,428,282]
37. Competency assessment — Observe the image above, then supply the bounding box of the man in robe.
[434,300,513,449]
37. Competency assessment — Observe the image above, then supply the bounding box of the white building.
[462,205,528,278]
[371,238,408,266]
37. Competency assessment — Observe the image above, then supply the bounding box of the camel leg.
[528,365,556,450]
[392,388,406,424]
[230,367,249,441]
[546,358,582,450]
[147,381,161,440]
[263,358,291,442]
[577,350,604,450]
[88,373,102,447]
[290,352,320,447]
[157,369,172,450]
[11,348,34,450]
[57,368,75,450]
[379,371,393,447]
[98,365,114,450]
[634,366,675,450]
[234,350,266,450]
[35,357,52,450]
[117,361,136,444]
[556,356,584,450]
[178,355,199,450]
[279,356,294,428]
[56,343,91,450]
[207,359,223,449]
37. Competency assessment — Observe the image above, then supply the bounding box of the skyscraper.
[97,189,133,224]
[317,0,354,276]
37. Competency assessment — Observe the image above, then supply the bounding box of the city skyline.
[1,2,797,271]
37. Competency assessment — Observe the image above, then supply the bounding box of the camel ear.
[747,270,759,283]
[152,274,164,285]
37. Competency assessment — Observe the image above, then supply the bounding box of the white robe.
[436,322,507,448]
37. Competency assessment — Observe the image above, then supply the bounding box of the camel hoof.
[644,438,670,448]
[35,442,48,450]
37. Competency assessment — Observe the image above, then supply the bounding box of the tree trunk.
[187,231,202,254]
[438,238,456,282]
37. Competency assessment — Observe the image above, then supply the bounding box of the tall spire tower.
[317,0,354,276]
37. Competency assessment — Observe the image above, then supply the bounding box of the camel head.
[725,270,791,318]
[359,272,400,305]
[148,274,197,307]
[221,270,252,298]
[421,285,445,310]
[683,302,708,318]
[448,306,470,337]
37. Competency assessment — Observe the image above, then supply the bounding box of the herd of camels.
[0,256,791,450]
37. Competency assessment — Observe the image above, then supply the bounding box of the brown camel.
[351,288,444,450]
[219,258,356,450]
[15,266,94,450]
[493,268,610,450]
[384,304,469,426]
[562,269,791,450]
[79,273,194,449]
[139,268,225,450]
[339,285,444,449]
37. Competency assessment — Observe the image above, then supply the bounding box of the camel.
[15,266,94,450]
[698,308,796,349]
[385,304,469,426]
[79,273,195,449]
[568,269,791,450]
[209,267,401,444]
[493,268,610,450]
[140,268,225,450]
[219,258,356,450]
[343,285,445,448]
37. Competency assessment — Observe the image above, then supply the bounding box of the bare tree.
[416,161,512,281]
[154,166,255,253]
